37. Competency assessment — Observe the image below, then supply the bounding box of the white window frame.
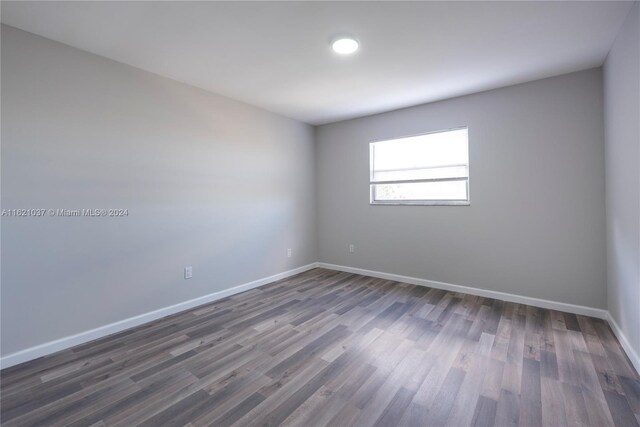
[369,127,471,206]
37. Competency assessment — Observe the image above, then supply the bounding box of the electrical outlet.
[287,248,292,258]
[349,244,355,253]
[184,266,193,279]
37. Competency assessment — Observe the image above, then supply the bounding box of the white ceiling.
[1,1,634,125]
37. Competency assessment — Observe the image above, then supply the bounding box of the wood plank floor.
[1,268,639,426]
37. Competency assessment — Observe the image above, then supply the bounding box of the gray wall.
[604,3,640,358]
[316,69,607,308]
[1,25,317,356]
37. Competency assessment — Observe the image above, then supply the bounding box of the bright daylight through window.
[369,127,469,205]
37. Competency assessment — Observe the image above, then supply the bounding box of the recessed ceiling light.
[331,35,359,55]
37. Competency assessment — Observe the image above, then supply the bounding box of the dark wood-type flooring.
[1,268,639,426]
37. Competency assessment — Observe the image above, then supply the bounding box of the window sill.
[370,200,470,206]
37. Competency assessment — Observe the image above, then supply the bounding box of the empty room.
[1,1,639,426]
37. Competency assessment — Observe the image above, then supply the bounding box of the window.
[369,127,469,205]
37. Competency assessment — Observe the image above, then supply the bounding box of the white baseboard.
[606,312,640,374]
[0,263,319,370]
[318,262,608,319]
[4,261,637,377]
